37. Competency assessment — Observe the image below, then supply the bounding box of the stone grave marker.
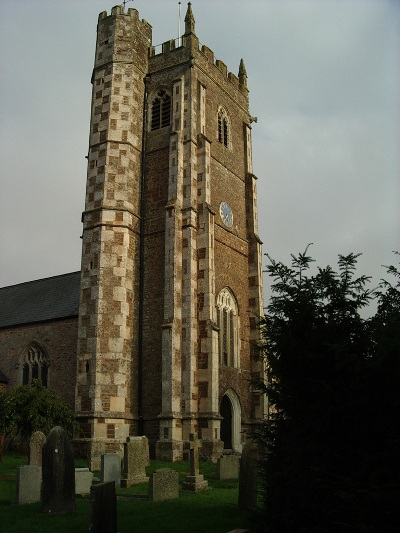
[29,430,46,467]
[120,436,149,488]
[149,468,179,502]
[41,426,75,513]
[216,454,240,480]
[182,433,208,492]
[238,440,258,513]
[0,434,5,462]
[15,465,42,504]
[75,467,94,496]
[89,481,117,533]
[100,452,121,487]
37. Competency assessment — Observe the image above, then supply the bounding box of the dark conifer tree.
[254,249,400,533]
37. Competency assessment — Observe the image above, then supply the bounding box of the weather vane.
[122,0,134,10]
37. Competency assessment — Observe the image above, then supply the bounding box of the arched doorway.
[220,395,233,449]
[220,390,242,453]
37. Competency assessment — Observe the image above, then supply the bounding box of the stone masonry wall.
[0,318,78,408]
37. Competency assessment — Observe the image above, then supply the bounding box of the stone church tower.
[75,3,265,468]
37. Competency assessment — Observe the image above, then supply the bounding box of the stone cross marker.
[182,433,208,492]
[188,433,201,476]
[41,426,75,513]
[29,430,46,467]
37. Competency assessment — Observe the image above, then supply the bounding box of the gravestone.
[216,454,240,480]
[41,426,75,513]
[29,430,46,467]
[100,453,121,487]
[75,467,94,495]
[120,436,149,488]
[89,481,117,533]
[0,434,5,462]
[238,440,258,513]
[182,433,209,492]
[15,465,42,504]
[149,468,179,502]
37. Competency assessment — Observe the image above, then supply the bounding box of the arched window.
[217,107,230,148]
[216,288,239,367]
[150,90,171,131]
[22,343,49,387]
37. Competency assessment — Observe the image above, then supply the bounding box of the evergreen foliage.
[0,379,76,439]
[255,250,400,533]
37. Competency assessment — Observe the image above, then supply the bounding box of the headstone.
[89,481,117,533]
[216,454,240,480]
[41,426,75,513]
[120,436,149,488]
[75,467,94,495]
[29,430,46,467]
[0,434,5,462]
[182,433,209,492]
[238,440,258,513]
[15,465,42,504]
[100,453,121,487]
[149,468,179,502]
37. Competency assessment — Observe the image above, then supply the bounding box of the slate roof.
[0,272,80,329]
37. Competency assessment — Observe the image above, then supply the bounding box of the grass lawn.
[0,452,253,533]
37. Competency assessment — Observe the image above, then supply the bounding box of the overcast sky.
[0,0,399,311]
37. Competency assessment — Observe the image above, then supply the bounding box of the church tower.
[76,3,265,469]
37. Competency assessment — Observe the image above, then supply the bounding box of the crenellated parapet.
[149,38,248,97]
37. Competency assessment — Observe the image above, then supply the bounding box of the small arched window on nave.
[150,90,171,131]
[22,342,49,387]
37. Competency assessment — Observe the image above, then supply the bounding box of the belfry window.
[151,90,171,130]
[218,107,230,147]
[216,288,239,367]
[22,342,49,387]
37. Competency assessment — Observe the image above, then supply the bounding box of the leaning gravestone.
[15,465,42,504]
[149,468,179,502]
[89,481,117,533]
[182,433,208,492]
[120,436,149,487]
[100,453,121,487]
[41,426,75,513]
[216,454,240,480]
[238,440,258,513]
[29,430,46,467]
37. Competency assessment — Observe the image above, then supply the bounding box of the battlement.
[149,37,246,94]
[97,5,247,95]
[98,6,152,34]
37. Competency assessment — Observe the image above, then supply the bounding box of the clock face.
[219,201,233,228]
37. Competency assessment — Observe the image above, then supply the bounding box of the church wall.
[0,318,78,408]
[141,145,169,436]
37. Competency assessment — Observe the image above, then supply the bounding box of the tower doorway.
[220,389,242,453]
[220,395,233,449]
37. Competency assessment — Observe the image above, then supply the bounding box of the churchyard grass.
[0,452,252,533]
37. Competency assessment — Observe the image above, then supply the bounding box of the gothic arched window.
[218,107,230,148]
[22,342,49,387]
[216,288,239,367]
[150,90,171,130]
